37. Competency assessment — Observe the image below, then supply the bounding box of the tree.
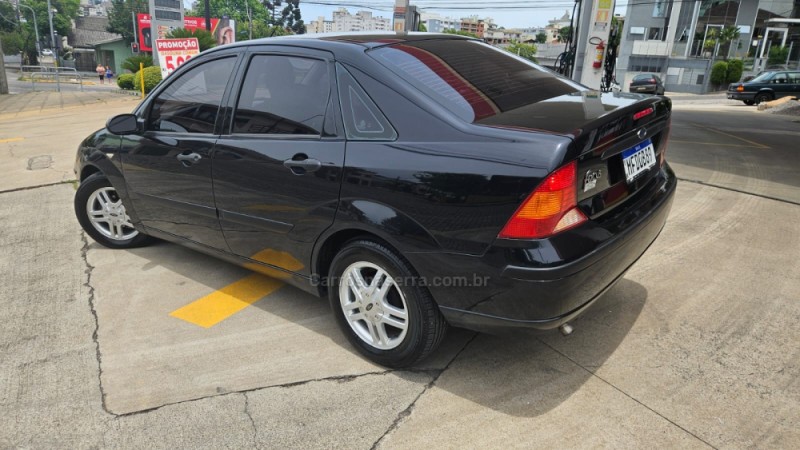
[107,0,148,44]
[165,28,216,51]
[505,41,537,63]
[535,32,547,43]
[768,46,790,66]
[418,22,427,32]
[280,0,305,34]
[557,26,572,43]
[443,28,478,38]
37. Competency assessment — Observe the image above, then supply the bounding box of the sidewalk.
[0,89,140,119]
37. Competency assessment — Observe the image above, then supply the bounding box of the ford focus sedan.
[74,33,676,368]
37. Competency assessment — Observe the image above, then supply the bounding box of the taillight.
[498,161,588,239]
[634,107,654,121]
[649,78,656,83]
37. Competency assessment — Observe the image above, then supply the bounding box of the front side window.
[148,57,234,133]
[233,55,330,135]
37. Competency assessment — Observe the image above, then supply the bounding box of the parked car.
[727,70,800,105]
[41,49,54,56]
[629,73,665,95]
[73,33,676,368]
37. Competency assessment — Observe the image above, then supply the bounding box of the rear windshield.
[368,39,581,123]
[633,74,655,81]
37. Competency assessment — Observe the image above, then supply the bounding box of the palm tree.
[717,26,741,60]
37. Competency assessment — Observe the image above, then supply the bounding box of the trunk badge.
[583,169,602,192]
[637,128,648,139]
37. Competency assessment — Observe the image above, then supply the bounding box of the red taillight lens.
[633,107,654,121]
[498,161,588,239]
[649,78,656,83]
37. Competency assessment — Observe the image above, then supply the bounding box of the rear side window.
[233,55,330,135]
[336,64,397,140]
[148,57,234,133]
[369,39,580,123]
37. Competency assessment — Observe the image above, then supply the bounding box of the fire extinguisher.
[593,40,605,69]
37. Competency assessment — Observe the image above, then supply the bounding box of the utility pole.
[204,0,211,31]
[0,36,9,94]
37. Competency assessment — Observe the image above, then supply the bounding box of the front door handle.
[177,152,202,166]
[283,155,322,175]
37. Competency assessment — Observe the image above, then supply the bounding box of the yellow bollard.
[139,62,145,96]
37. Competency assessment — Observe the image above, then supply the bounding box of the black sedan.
[74,33,676,368]
[629,73,665,95]
[727,70,800,105]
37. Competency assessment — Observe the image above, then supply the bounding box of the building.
[309,16,334,34]
[420,12,461,33]
[66,16,123,72]
[460,16,494,38]
[545,10,573,43]
[306,8,391,33]
[618,0,800,93]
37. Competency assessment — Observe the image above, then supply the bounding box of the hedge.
[710,61,728,87]
[133,66,162,94]
[726,59,744,84]
[116,73,135,90]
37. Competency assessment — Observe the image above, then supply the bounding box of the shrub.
[116,73,135,90]
[122,54,153,73]
[726,59,744,83]
[767,46,789,66]
[710,61,728,87]
[133,66,162,94]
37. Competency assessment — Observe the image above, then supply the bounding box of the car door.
[211,50,345,276]
[121,54,239,250]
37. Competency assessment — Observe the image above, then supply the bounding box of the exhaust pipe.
[559,323,573,336]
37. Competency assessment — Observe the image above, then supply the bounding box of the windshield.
[750,72,775,83]
[368,39,582,123]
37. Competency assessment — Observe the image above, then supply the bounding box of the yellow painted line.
[170,274,284,328]
[697,126,770,149]
[671,140,764,148]
[0,137,24,143]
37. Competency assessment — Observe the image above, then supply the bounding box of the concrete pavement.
[0,90,798,448]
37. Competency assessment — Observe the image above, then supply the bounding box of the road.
[1,92,798,448]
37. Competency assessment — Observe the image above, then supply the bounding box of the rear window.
[368,39,580,123]
[633,74,655,81]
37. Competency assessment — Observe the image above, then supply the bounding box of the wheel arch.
[312,200,441,296]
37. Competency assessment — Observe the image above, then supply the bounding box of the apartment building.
[618,0,800,93]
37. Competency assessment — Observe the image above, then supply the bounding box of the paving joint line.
[0,180,75,195]
[677,177,800,206]
[370,333,479,450]
[537,338,719,450]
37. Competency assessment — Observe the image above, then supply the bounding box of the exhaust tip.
[559,323,573,336]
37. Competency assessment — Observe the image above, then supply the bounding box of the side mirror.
[106,114,139,135]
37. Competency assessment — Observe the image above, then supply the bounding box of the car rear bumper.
[415,164,677,332]
[630,85,657,94]
[727,92,755,101]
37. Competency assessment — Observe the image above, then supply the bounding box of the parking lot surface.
[1,92,798,448]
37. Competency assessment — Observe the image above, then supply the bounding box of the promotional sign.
[155,38,200,78]
[137,14,236,53]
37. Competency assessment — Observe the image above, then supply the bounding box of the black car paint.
[75,33,676,331]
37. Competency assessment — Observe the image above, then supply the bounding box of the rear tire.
[754,93,773,105]
[328,239,447,368]
[75,173,152,249]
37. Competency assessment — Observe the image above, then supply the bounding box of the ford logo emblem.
[637,128,647,139]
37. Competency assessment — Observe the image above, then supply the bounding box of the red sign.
[156,38,200,52]
[137,14,230,52]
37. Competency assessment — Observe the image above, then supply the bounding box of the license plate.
[622,139,656,183]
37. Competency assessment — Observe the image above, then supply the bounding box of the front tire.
[754,93,773,105]
[75,173,151,249]
[328,239,447,368]
[743,100,755,106]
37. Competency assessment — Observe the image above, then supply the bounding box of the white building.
[420,12,461,33]
[314,8,391,33]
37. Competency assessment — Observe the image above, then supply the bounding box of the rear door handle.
[283,156,321,175]
[177,152,202,165]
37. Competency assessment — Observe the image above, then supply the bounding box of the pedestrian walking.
[96,64,106,84]
[105,66,114,82]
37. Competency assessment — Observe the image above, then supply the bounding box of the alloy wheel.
[339,261,409,350]
[86,187,138,241]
